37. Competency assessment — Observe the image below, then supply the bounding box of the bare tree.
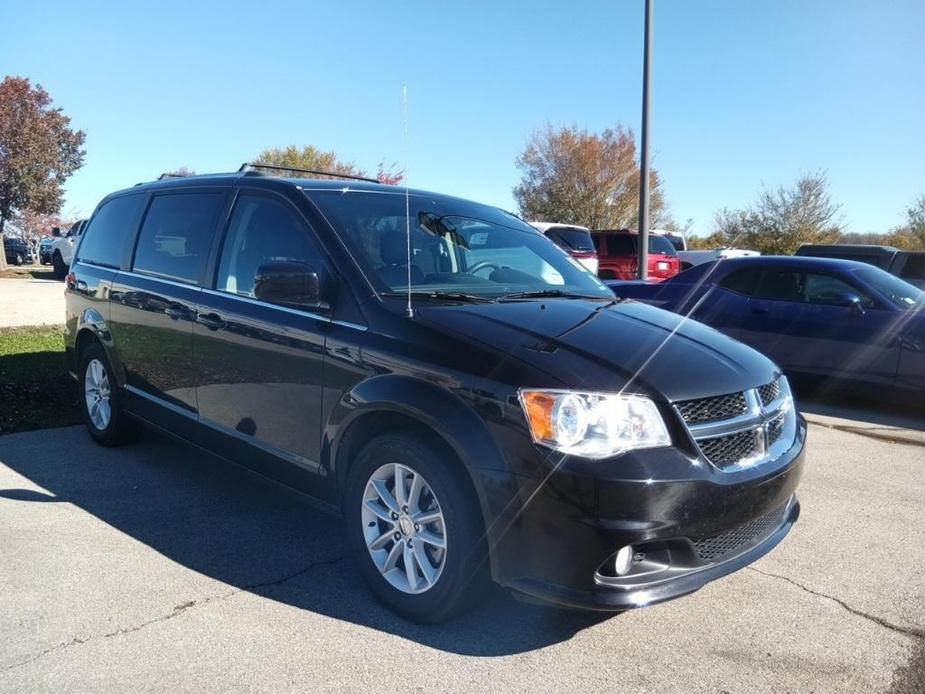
[163,166,196,178]
[513,124,666,229]
[711,172,843,254]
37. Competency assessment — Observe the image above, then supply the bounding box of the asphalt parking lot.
[0,416,923,693]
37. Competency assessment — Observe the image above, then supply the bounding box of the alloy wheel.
[361,462,447,594]
[84,358,112,430]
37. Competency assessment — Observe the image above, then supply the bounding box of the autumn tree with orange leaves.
[0,76,85,270]
[513,124,667,229]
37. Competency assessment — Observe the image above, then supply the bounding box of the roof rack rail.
[157,172,192,180]
[238,162,380,184]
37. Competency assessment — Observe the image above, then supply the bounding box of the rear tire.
[52,251,67,279]
[344,432,488,623]
[78,343,139,446]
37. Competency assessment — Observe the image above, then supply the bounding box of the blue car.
[608,256,925,398]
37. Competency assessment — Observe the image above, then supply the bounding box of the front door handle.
[196,312,225,331]
[751,306,769,314]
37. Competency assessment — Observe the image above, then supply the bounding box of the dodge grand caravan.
[65,169,805,623]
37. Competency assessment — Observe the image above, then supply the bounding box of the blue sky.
[2,0,923,234]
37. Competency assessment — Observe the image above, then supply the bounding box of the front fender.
[327,374,511,479]
[324,374,526,577]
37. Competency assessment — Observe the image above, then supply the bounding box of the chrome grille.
[676,378,795,472]
[676,392,748,425]
[767,412,785,447]
[758,380,782,406]
[698,430,759,468]
[693,504,787,561]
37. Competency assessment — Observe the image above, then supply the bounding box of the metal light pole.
[637,0,653,280]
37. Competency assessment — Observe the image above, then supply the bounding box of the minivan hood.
[414,299,778,402]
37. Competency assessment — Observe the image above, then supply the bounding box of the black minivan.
[65,169,805,622]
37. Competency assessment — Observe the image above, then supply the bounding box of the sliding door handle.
[196,312,226,331]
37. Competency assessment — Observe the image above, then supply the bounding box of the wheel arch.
[73,309,126,388]
[327,375,519,578]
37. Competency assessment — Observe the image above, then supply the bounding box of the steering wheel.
[468,261,502,277]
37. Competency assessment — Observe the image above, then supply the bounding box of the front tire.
[52,251,67,279]
[79,343,138,446]
[344,433,488,623]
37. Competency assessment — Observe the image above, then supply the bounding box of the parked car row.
[531,224,684,282]
[51,219,88,278]
[39,237,54,265]
[66,169,805,623]
[3,235,30,266]
[608,256,924,401]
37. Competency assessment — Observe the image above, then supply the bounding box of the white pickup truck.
[50,219,87,279]
[676,247,760,270]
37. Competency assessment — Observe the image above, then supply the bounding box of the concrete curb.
[804,413,925,448]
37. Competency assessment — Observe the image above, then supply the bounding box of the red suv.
[592,229,681,281]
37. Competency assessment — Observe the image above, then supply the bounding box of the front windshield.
[854,266,924,308]
[308,190,612,300]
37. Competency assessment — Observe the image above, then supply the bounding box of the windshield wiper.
[498,289,610,302]
[381,290,495,304]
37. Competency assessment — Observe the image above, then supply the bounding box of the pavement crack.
[1,554,346,673]
[242,554,345,592]
[748,566,925,640]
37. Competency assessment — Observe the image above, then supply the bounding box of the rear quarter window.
[718,268,762,295]
[75,194,148,268]
[899,255,925,280]
[604,234,636,257]
[546,227,595,252]
[132,192,225,284]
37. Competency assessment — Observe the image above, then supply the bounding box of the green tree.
[253,145,404,184]
[711,172,843,255]
[0,76,85,270]
[513,124,667,229]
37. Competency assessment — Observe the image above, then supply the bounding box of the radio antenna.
[403,84,414,318]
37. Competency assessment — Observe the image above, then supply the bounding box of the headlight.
[518,389,671,459]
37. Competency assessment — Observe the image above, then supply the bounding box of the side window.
[605,235,636,257]
[216,195,325,298]
[133,193,225,284]
[804,273,873,307]
[75,195,147,268]
[718,269,762,296]
[754,270,805,302]
[899,255,925,281]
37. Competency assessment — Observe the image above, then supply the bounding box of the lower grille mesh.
[693,505,787,561]
[698,430,759,468]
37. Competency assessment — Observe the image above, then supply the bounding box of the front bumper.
[480,415,806,611]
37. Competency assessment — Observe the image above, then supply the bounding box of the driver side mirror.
[254,261,330,310]
[832,291,866,315]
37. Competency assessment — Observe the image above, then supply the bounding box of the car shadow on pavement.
[0,426,612,656]
[793,382,925,433]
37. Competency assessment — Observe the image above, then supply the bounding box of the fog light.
[615,545,634,576]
